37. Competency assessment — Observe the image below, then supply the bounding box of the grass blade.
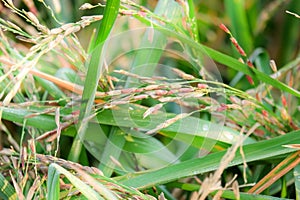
[224,0,253,54]
[125,0,182,86]
[1,106,56,130]
[202,46,300,98]
[0,173,16,200]
[0,104,255,145]
[47,164,60,200]
[187,0,199,43]
[96,104,255,145]
[47,163,104,200]
[34,77,66,104]
[68,0,120,162]
[120,129,300,189]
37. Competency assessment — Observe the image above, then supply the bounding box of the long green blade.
[68,0,120,162]
[120,129,300,189]
[225,0,253,54]
[0,104,255,145]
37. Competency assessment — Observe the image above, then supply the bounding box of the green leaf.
[34,76,67,104]
[225,0,253,54]
[96,104,255,146]
[0,104,255,146]
[187,0,199,43]
[90,0,120,51]
[120,129,300,189]
[68,0,120,162]
[124,129,180,169]
[47,163,104,200]
[0,173,16,200]
[125,0,182,87]
[0,106,56,130]
[47,164,60,200]
[203,46,300,98]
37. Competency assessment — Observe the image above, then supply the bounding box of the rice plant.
[0,0,299,199]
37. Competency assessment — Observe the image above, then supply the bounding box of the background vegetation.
[0,0,300,199]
